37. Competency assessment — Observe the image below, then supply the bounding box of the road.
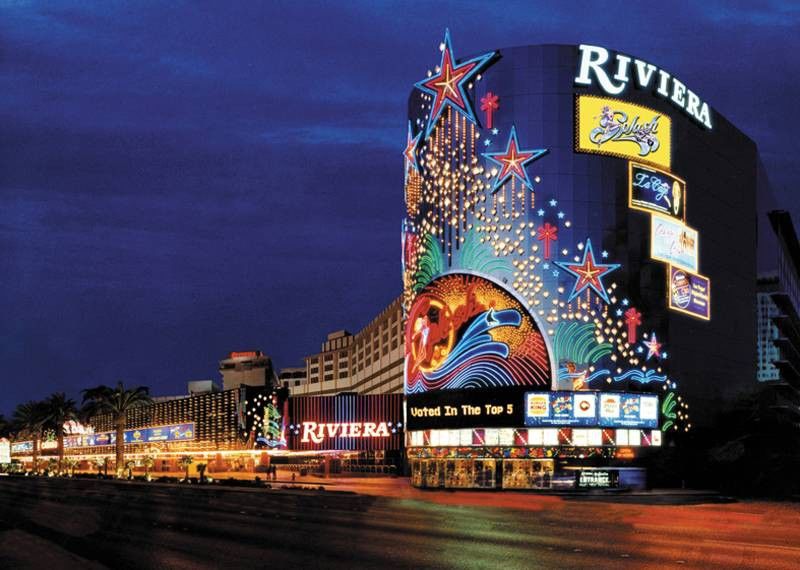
[0,477,798,569]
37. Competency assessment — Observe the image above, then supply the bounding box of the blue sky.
[1,1,798,412]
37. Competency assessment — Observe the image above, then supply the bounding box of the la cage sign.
[300,421,392,444]
[575,44,712,130]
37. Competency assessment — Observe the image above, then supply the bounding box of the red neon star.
[414,30,495,136]
[419,48,475,124]
[483,126,547,194]
[554,239,619,304]
[643,333,662,360]
[404,121,421,173]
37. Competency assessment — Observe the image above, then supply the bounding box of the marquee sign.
[0,438,10,464]
[406,387,525,430]
[289,393,404,451]
[576,95,672,169]
[629,162,685,221]
[574,44,712,130]
[300,421,392,444]
[668,266,711,320]
[650,215,698,272]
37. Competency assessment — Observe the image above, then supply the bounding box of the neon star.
[415,30,496,137]
[557,211,565,219]
[549,199,558,207]
[491,127,499,135]
[537,208,545,217]
[404,121,421,174]
[643,333,662,360]
[554,238,620,304]
[482,125,547,194]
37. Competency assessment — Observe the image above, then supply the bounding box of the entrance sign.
[300,421,391,444]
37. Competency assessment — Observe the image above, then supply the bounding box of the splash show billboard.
[400,34,732,489]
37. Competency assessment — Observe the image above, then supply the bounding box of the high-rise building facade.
[298,297,404,396]
[757,277,781,382]
[219,350,277,391]
[401,35,765,489]
[758,211,800,387]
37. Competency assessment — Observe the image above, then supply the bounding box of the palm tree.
[178,455,193,482]
[142,455,155,481]
[82,382,152,478]
[41,392,79,474]
[12,401,46,474]
[196,462,207,484]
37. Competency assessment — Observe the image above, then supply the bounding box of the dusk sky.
[1,1,798,414]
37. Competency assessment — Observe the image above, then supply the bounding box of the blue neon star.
[483,138,491,146]
[491,127,499,135]
[557,211,565,219]
[552,270,559,277]
[543,262,550,270]
[415,30,497,137]
[404,121,421,175]
[616,309,623,317]
[622,298,630,306]
[549,199,557,207]
[537,208,545,217]
[601,250,609,258]
[482,125,547,194]
[553,238,620,304]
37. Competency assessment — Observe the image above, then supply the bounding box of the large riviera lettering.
[575,45,712,130]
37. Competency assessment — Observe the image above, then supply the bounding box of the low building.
[10,385,285,475]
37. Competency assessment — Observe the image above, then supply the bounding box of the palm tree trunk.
[32,437,39,474]
[116,415,125,478]
[57,431,64,475]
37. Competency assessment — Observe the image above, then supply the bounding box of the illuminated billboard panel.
[650,215,699,272]
[576,95,672,169]
[405,274,551,394]
[668,266,711,320]
[525,392,658,429]
[629,162,685,221]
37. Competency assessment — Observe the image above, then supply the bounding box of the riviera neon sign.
[300,421,391,444]
[574,44,712,130]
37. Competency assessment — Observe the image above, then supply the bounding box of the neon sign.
[576,96,672,168]
[650,215,698,272]
[574,44,712,129]
[668,266,711,320]
[229,351,259,359]
[300,421,391,444]
[629,163,686,221]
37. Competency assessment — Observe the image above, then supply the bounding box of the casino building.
[401,35,763,489]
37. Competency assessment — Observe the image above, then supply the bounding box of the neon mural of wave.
[407,308,550,393]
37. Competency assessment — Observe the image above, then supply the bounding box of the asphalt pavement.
[0,476,798,569]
